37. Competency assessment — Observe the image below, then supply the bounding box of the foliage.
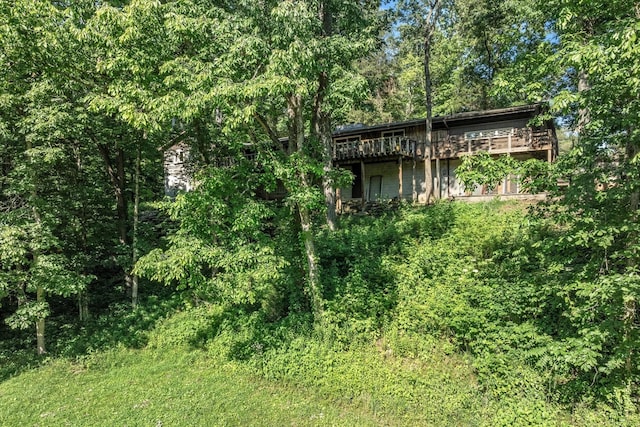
[456,152,553,194]
[455,152,520,192]
[350,0,549,123]
[1,0,640,421]
[135,165,299,319]
[383,202,639,410]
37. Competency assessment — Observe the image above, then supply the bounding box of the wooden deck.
[332,128,554,161]
[433,128,554,159]
[333,137,418,161]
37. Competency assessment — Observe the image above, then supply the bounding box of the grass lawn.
[0,348,389,426]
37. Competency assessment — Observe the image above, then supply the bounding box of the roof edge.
[333,103,544,137]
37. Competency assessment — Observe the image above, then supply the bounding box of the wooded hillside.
[1,0,639,421]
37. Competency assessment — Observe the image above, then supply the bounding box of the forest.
[1,0,639,425]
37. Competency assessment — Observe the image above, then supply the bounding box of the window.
[334,135,361,144]
[382,129,405,138]
[433,130,448,142]
[464,128,513,140]
[334,136,361,158]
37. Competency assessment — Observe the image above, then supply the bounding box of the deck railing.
[332,129,554,162]
[333,136,417,160]
[433,128,554,159]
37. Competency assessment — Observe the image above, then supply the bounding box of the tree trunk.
[320,113,336,230]
[97,143,132,292]
[577,70,590,135]
[78,291,89,322]
[423,3,440,205]
[27,138,46,354]
[115,148,128,246]
[299,204,324,322]
[313,1,336,230]
[131,143,141,308]
[424,36,433,204]
[97,144,129,246]
[73,144,90,321]
[624,138,638,375]
[36,285,45,355]
[289,93,324,323]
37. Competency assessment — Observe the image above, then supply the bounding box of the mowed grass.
[0,348,390,427]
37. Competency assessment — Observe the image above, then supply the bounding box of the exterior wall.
[338,159,431,202]
[164,143,192,197]
[338,153,539,202]
[340,180,353,199]
[437,153,540,198]
[363,161,398,200]
[439,158,465,197]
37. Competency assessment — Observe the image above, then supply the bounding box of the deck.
[332,128,554,161]
[433,128,554,159]
[333,137,418,161]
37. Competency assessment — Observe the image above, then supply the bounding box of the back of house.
[165,103,558,205]
[333,103,557,207]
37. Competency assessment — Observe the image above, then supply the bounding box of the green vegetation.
[2,202,639,425]
[2,0,640,424]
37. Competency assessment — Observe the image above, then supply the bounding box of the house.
[164,141,193,197]
[165,104,558,205]
[333,104,557,208]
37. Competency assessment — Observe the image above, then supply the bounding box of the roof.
[332,104,543,138]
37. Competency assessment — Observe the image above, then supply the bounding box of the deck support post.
[412,158,417,203]
[505,141,512,194]
[360,159,366,208]
[398,156,403,202]
[435,157,441,199]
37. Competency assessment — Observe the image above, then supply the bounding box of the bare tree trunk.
[78,291,89,322]
[115,148,128,246]
[299,203,324,322]
[36,286,45,355]
[320,114,336,230]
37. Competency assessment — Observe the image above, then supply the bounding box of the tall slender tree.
[396,0,448,203]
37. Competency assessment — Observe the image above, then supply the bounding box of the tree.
[537,0,640,398]
[0,0,98,352]
[80,0,171,306]
[395,0,449,203]
[110,0,377,323]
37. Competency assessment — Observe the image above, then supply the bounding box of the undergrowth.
[2,201,639,425]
